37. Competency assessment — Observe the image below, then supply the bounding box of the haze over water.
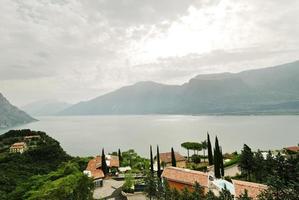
[2,115,298,157]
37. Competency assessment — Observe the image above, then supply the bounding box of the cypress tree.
[150,145,154,175]
[214,136,221,178]
[171,147,176,167]
[157,145,161,178]
[207,133,214,165]
[220,147,224,177]
[118,148,122,167]
[239,144,254,181]
[101,148,108,175]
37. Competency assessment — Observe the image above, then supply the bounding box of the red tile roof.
[86,156,105,179]
[159,152,186,163]
[232,180,267,200]
[162,167,208,187]
[10,142,27,148]
[285,146,299,152]
[95,155,120,168]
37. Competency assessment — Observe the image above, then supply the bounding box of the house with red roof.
[10,142,28,154]
[155,152,187,169]
[232,179,267,200]
[84,154,120,187]
[161,166,209,194]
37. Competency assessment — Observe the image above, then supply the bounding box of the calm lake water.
[1,115,298,157]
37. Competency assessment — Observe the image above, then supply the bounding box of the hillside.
[21,100,72,116]
[60,61,299,115]
[0,93,36,128]
[0,129,93,200]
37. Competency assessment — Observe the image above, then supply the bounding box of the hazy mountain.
[0,93,36,128]
[60,61,299,115]
[22,100,72,116]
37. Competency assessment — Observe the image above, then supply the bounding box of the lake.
[1,115,298,157]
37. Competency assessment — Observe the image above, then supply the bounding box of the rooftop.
[162,166,208,187]
[10,142,27,148]
[86,157,105,179]
[284,146,299,153]
[232,179,267,200]
[158,152,186,163]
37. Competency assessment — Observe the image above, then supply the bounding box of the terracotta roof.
[285,146,299,152]
[95,155,120,168]
[10,142,27,148]
[232,180,267,200]
[159,152,186,163]
[162,167,208,187]
[86,157,105,179]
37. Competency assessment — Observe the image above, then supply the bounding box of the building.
[284,146,299,159]
[156,152,187,169]
[161,166,209,193]
[96,155,120,169]
[9,142,28,153]
[84,154,120,187]
[24,135,41,141]
[232,179,267,200]
[84,156,105,187]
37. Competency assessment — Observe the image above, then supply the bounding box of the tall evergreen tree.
[118,148,122,167]
[239,144,254,181]
[150,145,154,175]
[214,136,221,178]
[220,147,224,177]
[171,147,176,167]
[157,145,162,178]
[207,133,214,165]
[101,148,108,175]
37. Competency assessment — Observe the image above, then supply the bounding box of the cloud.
[0,0,298,106]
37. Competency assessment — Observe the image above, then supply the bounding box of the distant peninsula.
[0,93,36,129]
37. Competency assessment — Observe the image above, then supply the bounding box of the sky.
[0,0,299,107]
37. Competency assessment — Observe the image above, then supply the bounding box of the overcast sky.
[0,0,299,106]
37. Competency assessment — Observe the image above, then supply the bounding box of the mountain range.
[0,93,36,128]
[60,60,299,115]
[21,100,72,116]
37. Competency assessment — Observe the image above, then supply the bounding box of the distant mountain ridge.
[60,60,299,115]
[0,93,36,128]
[22,100,72,116]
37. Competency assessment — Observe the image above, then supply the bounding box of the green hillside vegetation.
[0,129,93,200]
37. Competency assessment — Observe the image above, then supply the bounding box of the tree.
[239,144,254,181]
[206,190,217,200]
[218,186,234,200]
[220,147,224,177]
[123,173,135,193]
[171,147,176,167]
[192,182,204,200]
[118,149,122,167]
[144,171,157,200]
[150,146,154,175]
[101,148,108,175]
[237,190,252,200]
[157,145,162,178]
[181,142,191,162]
[253,150,265,182]
[207,133,214,165]
[214,136,221,179]
[202,140,208,162]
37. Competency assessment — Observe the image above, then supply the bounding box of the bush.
[191,154,201,164]
[123,173,135,193]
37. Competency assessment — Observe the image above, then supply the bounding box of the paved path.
[126,193,147,200]
[93,179,125,200]
[224,164,241,177]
